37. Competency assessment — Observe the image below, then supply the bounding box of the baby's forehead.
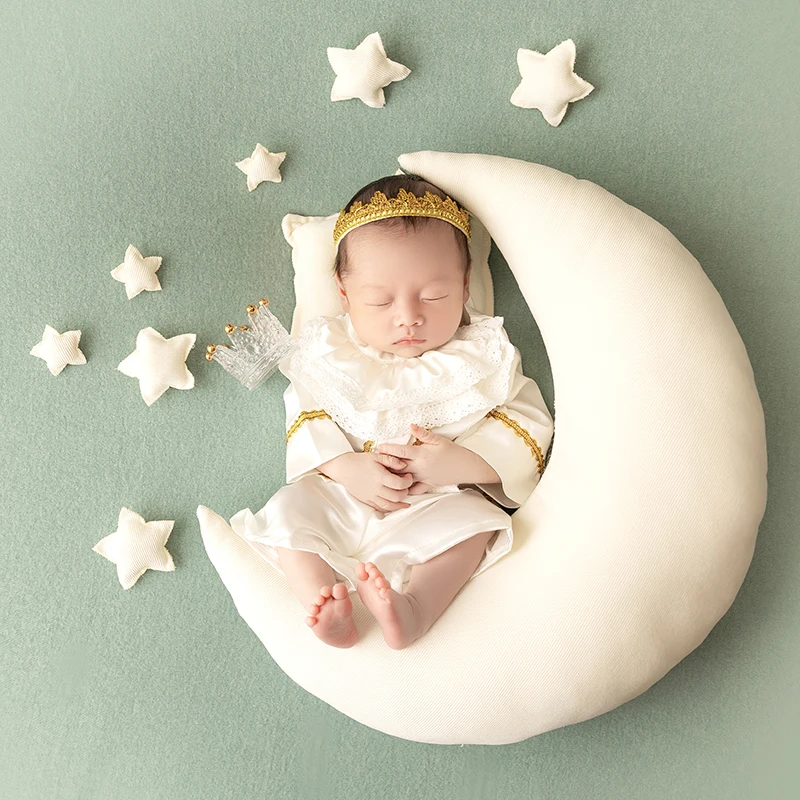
[354,274,451,291]
[343,222,465,290]
[347,217,459,251]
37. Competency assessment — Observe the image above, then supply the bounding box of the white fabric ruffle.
[281,311,519,441]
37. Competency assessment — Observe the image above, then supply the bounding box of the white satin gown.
[229,306,554,595]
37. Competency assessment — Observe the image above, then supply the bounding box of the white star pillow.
[93,507,175,589]
[235,143,286,191]
[30,325,87,375]
[510,39,594,126]
[118,327,196,406]
[327,31,410,108]
[111,244,163,299]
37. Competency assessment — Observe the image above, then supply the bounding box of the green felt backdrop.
[2,0,798,798]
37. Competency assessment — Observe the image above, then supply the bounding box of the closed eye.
[368,296,447,307]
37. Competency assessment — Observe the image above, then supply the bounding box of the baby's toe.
[332,582,349,599]
[313,587,334,606]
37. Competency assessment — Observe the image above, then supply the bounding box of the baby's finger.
[375,452,406,470]
[381,469,414,491]
[376,496,411,511]
[376,443,409,460]
[378,476,408,501]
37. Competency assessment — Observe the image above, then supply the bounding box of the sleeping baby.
[229,173,554,651]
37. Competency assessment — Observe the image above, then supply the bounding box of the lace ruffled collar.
[282,309,518,441]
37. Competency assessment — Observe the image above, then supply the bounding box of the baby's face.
[334,221,471,357]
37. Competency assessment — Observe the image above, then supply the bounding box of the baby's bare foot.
[356,562,423,650]
[306,582,358,648]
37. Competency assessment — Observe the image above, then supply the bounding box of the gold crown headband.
[332,188,471,248]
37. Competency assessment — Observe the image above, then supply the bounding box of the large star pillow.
[117,327,196,405]
[93,507,175,589]
[510,39,594,126]
[327,32,411,108]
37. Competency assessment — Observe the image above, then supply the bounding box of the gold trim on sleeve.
[485,409,545,475]
[364,437,422,452]
[286,410,332,443]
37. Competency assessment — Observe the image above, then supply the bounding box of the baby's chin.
[386,338,450,357]
[390,342,428,356]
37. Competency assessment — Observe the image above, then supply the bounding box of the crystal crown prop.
[206,298,296,389]
[332,188,472,248]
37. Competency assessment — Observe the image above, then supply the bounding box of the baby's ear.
[334,272,350,308]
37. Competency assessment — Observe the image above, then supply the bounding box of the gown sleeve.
[284,376,356,484]
[453,360,554,509]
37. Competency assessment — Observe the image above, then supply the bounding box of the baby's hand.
[375,424,462,490]
[333,452,416,512]
[380,455,435,496]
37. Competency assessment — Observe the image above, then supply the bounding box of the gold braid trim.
[287,415,427,451]
[362,438,423,452]
[286,410,331,442]
[485,409,545,475]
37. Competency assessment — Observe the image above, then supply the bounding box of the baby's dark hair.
[333,173,472,283]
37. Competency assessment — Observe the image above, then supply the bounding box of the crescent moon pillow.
[198,150,767,745]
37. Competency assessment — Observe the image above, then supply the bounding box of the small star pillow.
[280,170,494,336]
[111,244,163,299]
[30,325,87,375]
[93,507,175,589]
[235,143,286,191]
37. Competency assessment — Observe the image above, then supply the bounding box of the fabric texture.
[198,150,767,745]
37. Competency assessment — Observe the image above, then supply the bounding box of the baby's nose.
[394,303,423,326]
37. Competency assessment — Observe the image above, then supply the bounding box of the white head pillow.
[198,151,767,744]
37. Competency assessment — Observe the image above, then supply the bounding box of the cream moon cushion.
[197,150,768,745]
